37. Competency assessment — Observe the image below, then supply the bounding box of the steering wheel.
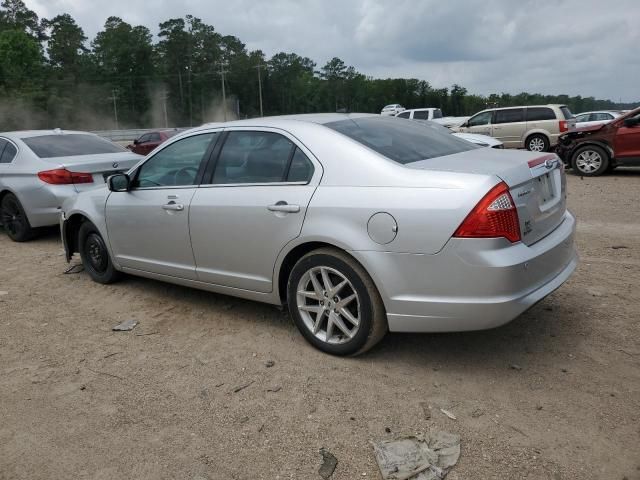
[174,166,199,185]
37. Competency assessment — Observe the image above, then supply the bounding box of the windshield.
[22,134,126,158]
[325,116,478,165]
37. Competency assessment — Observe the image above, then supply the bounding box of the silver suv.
[455,105,576,151]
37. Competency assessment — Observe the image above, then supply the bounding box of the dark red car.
[556,106,640,176]
[126,129,180,155]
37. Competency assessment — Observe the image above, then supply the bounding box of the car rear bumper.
[352,211,577,332]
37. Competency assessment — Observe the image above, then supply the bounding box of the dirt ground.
[1,171,639,480]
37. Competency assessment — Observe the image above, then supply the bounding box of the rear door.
[105,131,219,279]
[492,108,526,148]
[189,128,320,292]
[614,112,640,158]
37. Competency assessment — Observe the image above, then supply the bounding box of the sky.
[24,0,640,102]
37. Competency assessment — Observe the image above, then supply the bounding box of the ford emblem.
[112,162,119,169]
[544,159,554,169]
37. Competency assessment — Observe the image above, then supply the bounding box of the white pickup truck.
[395,108,443,121]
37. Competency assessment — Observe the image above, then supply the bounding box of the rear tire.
[287,248,387,356]
[526,134,550,152]
[571,145,609,176]
[0,193,35,242]
[78,222,122,284]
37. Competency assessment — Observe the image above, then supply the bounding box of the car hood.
[453,132,502,147]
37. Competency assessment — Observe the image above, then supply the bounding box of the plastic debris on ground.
[372,431,460,480]
[112,319,138,331]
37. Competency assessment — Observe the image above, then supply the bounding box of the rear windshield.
[325,116,478,165]
[560,107,574,120]
[22,134,125,158]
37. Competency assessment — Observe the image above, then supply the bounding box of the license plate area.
[537,171,555,203]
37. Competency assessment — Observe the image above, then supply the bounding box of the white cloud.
[24,0,640,101]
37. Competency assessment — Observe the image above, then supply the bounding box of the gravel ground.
[1,171,639,480]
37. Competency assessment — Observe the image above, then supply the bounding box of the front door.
[614,113,640,159]
[106,131,219,279]
[464,111,493,136]
[189,129,319,292]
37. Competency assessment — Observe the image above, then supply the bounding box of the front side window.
[494,108,525,124]
[413,110,430,120]
[148,133,161,142]
[22,134,125,158]
[212,131,297,184]
[134,133,216,188]
[468,111,493,127]
[526,107,555,121]
[325,116,477,165]
[137,134,150,143]
[575,114,589,122]
[433,109,443,119]
[397,111,411,119]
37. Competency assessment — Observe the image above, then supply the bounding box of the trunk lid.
[45,152,142,191]
[406,148,567,245]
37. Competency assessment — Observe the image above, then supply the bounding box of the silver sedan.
[0,130,141,241]
[60,114,578,355]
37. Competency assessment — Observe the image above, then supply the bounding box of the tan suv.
[455,105,576,151]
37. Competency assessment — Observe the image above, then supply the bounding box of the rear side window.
[287,148,314,182]
[22,134,125,158]
[560,107,574,120]
[433,109,443,119]
[325,116,477,165]
[413,110,429,120]
[397,111,411,119]
[213,131,296,184]
[494,108,525,124]
[0,139,17,163]
[526,107,555,121]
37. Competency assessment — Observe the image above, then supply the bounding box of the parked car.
[556,106,640,176]
[433,116,470,128]
[395,108,443,121]
[127,129,181,155]
[574,111,622,129]
[61,114,577,356]
[380,104,405,116]
[410,119,504,148]
[455,105,576,152]
[0,130,142,241]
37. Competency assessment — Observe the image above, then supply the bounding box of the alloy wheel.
[296,266,361,345]
[528,137,546,152]
[575,150,602,174]
[0,196,25,237]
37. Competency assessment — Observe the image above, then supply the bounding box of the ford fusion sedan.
[0,130,142,241]
[61,114,577,356]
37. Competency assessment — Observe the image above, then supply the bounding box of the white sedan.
[574,111,622,128]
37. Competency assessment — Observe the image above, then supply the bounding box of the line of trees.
[0,0,637,131]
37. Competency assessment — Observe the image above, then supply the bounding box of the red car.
[126,129,180,155]
[556,106,640,176]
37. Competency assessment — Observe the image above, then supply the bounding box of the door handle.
[162,202,184,211]
[267,202,300,213]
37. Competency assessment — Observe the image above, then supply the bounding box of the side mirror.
[107,173,130,192]
[623,117,639,127]
[133,139,140,145]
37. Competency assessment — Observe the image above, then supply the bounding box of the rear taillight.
[559,120,568,133]
[37,169,93,185]
[454,182,521,243]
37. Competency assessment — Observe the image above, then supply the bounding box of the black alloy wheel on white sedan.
[287,248,387,356]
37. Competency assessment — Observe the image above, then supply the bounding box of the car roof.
[202,113,378,130]
[576,110,620,115]
[482,104,566,111]
[0,129,95,140]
